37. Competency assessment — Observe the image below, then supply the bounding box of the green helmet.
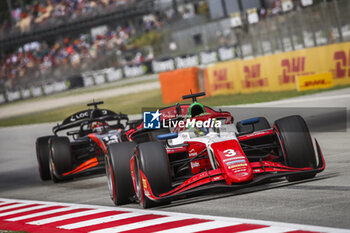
[187,102,206,118]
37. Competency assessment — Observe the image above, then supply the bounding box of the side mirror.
[240,117,260,125]
[157,133,178,140]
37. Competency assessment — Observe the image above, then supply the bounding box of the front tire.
[48,136,73,183]
[135,141,171,208]
[274,115,317,181]
[106,142,136,205]
[36,136,53,181]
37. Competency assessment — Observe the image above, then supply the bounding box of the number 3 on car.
[224,149,237,157]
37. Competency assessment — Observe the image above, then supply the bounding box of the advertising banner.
[152,59,175,73]
[31,86,43,97]
[175,55,199,69]
[21,89,31,99]
[205,60,241,96]
[205,41,350,96]
[6,91,21,102]
[123,65,146,78]
[106,68,123,82]
[297,73,334,91]
[200,51,218,65]
[94,73,106,85]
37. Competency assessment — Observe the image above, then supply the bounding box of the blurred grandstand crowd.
[0,25,135,87]
[0,0,163,88]
[0,0,134,34]
[0,0,348,94]
[0,0,196,89]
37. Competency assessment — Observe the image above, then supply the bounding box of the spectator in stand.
[0,23,137,88]
[0,0,135,35]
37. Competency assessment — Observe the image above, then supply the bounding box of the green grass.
[0,84,349,127]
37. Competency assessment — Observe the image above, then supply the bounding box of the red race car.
[105,92,325,208]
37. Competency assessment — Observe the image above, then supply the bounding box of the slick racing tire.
[135,141,171,208]
[106,142,136,205]
[48,136,73,183]
[274,115,317,182]
[237,117,270,134]
[36,136,54,181]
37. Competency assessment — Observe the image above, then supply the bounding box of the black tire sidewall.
[36,136,53,181]
[107,142,136,205]
[137,141,171,208]
[49,136,73,177]
[275,115,316,168]
[274,115,317,181]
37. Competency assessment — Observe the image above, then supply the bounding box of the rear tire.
[48,137,73,183]
[135,141,171,208]
[237,117,270,133]
[274,115,317,182]
[106,142,136,205]
[36,136,53,181]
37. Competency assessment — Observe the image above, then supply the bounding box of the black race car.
[35,101,129,182]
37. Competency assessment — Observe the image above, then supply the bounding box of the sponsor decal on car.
[236,172,249,177]
[142,178,148,189]
[228,164,247,169]
[225,159,246,165]
[70,111,89,122]
[234,169,247,173]
[223,157,245,162]
[190,161,200,168]
[223,149,237,157]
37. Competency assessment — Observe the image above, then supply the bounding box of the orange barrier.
[205,42,350,96]
[159,67,200,104]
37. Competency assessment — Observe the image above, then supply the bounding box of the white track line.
[58,212,145,230]
[155,221,241,233]
[1,198,349,233]
[89,216,190,233]
[0,205,49,217]
[6,206,75,221]
[0,202,15,207]
[241,226,297,233]
[27,209,106,225]
[0,203,31,211]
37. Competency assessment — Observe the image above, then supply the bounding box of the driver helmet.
[193,118,219,137]
[194,125,210,137]
[91,121,109,134]
[187,102,206,118]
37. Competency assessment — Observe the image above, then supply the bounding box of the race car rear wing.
[53,113,129,135]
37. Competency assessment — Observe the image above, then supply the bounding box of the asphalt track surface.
[0,88,349,230]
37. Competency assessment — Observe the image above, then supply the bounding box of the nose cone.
[210,139,253,184]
